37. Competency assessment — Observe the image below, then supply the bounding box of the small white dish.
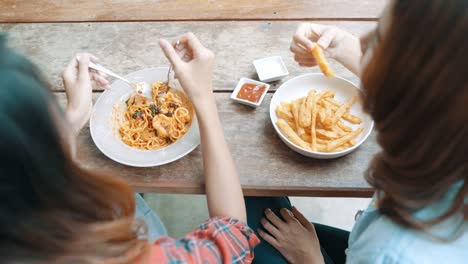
[270,73,374,159]
[253,56,289,82]
[231,78,270,107]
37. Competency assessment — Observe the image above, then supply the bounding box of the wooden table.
[0,1,386,197]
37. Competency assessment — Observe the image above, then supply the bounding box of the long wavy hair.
[0,36,148,263]
[361,0,467,234]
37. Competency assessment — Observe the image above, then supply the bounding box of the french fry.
[310,95,318,151]
[300,133,311,142]
[317,107,326,123]
[276,119,310,149]
[327,128,363,152]
[280,102,291,110]
[323,104,333,128]
[343,114,362,124]
[325,98,362,124]
[321,90,335,99]
[276,104,294,121]
[292,99,306,137]
[287,120,296,131]
[316,129,340,140]
[299,90,316,127]
[325,98,341,107]
[312,45,335,78]
[333,125,348,137]
[331,95,356,126]
[335,146,348,152]
[315,144,328,152]
[316,138,329,145]
[337,121,353,132]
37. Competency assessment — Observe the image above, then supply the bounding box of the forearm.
[66,106,88,136]
[65,105,89,159]
[194,96,246,222]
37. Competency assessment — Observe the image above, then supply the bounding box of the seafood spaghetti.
[115,82,193,150]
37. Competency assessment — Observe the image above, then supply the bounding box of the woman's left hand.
[259,206,324,264]
[62,53,110,135]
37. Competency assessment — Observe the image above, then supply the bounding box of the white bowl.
[253,56,289,82]
[230,78,270,107]
[90,67,200,167]
[270,73,374,159]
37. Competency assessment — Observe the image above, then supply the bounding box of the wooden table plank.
[1,21,375,92]
[56,92,378,197]
[1,1,386,23]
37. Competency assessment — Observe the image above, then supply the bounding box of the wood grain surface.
[2,5,382,196]
[1,21,375,92]
[55,92,378,196]
[0,0,386,23]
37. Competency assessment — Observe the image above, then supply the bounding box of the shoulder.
[348,212,468,264]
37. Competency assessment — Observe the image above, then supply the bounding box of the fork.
[165,40,180,87]
[76,56,152,99]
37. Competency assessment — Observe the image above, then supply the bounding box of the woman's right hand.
[159,33,215,108]
[290,23,361,75]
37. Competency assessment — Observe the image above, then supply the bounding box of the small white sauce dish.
[230,78,270,107]
[253,56,289,82]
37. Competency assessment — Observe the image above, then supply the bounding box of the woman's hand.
[159,33,215,108]
[62,53,109,135]
[259,207,324,264]
[290,23,362,75]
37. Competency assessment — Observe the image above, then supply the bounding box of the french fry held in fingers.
[275,89,363,153]
[312,45,335,78]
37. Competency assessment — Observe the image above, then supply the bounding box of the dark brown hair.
[0,36,148,263]
[361,0,467,233]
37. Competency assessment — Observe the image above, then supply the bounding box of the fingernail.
[265,208,272,213]
[159,39,168,48]
[287,209,294,216]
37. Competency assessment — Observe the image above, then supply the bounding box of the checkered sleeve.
[148,217,260,264]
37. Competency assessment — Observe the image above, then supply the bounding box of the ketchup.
[236,83,267,103]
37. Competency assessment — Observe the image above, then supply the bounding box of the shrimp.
[152,116,169,138]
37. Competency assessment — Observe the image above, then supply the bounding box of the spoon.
[76,56,152,99]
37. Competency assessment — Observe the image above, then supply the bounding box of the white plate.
[90,67,200,167]
[270,73,374,159]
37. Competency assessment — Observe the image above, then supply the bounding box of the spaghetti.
[116,82,193,150]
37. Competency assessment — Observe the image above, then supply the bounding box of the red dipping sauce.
[236,83,267,103]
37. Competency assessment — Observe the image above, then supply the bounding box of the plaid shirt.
[148,217,259,264]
